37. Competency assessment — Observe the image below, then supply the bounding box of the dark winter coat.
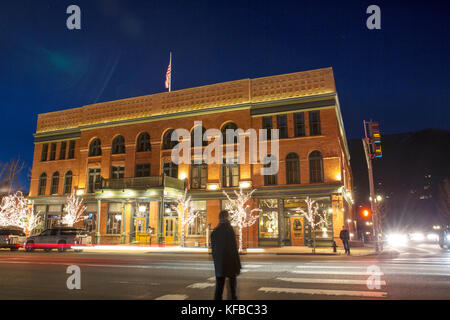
[211,220,241,277]
[340,229,350,241]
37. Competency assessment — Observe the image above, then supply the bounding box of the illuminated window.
[259,199,279,239]
[188,201,207,236]
[191,161,207,189]
[111,166,124,179]
[88,168,101,193]
[222,158,239,187]
[106,203,122,234]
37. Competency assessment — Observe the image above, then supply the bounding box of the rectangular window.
[106,203,122,234]
[135,164,151,177]
[163,162,178,178]
[68,141,75,159]
[294,112,305,137]
[259,199,279,239]
[191,162,207,189]
[309,111,321,136]
[264,159,278,186]
[49,143,56,161]
[276,115,288,139]
[88,168,101,193]
[41,144,48,162]
[222,159,239,187]
[262,116,273,140]
[188,201,207,236]
[59,141,67,160]
[111,166,125,179]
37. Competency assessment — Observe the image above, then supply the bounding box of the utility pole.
[362,120,383,252]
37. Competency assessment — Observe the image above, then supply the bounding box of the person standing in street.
[211,210,241,300]
[340,226,351,255]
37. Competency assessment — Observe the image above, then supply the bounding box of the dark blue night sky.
[0,0,449,189]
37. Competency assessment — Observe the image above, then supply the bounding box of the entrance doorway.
[135,218,149,244]
[290,217,304,246]
[164,218,175,243]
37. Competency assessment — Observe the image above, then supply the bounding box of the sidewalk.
[72,244,396,257]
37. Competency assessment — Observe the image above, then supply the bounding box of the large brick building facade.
[29,67,355,248]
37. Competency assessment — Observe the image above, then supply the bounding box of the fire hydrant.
[332,241,337,253]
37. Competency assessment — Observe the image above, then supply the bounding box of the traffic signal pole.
[362,120,383,253]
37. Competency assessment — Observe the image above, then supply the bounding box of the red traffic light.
[361,208,371,218]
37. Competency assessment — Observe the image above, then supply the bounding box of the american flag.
[165,52,172,91]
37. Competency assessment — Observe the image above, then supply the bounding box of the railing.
[101,175,185,190]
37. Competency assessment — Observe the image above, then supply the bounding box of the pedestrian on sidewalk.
[340,226,351,255]
[211,210,241,300]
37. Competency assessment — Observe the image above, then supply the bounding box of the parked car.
[439,228,450,249]
[25,227,91,252]
[0,226,27,251]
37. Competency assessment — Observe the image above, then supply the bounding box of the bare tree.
[295,197,329,254]
[0,158,25,194]
[223,188,261,252]
[62,191,87,227]
[171,189,200,247]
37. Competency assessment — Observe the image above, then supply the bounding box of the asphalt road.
[0,243,449,300]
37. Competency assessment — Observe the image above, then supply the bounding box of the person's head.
[219,210,229,223]
[342,225,347,230]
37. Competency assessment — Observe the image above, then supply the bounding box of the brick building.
[29,67,355,248]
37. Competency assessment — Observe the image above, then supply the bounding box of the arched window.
[89,138,102,157]
[137,132,151,152]
[309,151,324,183]
[38,173,47,196]
[221,122,238,144]
[191,126,207,147]
[112,135,125,154]
[51,172,59,195]
[263,154,278,186]
[286,153,300,184]
[64,171,73,194]
[162,129,178,150]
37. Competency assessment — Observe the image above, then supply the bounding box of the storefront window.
[188,201,206,236]
[259,199,279,239]
[259,210,279,238]
[106,203,122,234]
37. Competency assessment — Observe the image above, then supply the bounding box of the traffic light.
[360,208,371,218]
[368,122,382,158]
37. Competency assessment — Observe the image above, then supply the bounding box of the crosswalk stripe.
[276,277,386,286]
[291,270,384,276]
[296,265,370,269]
[155,294,188,300]
[187,282,215,289]
[244,265,263,268]
[258,287,387,298]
